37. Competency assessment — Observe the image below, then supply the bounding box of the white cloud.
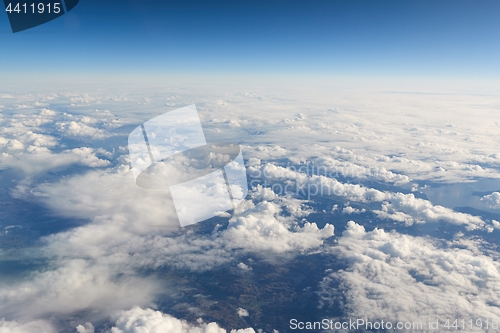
[56,121,111,139]
[109,307,254,333]
[0,110,115,174]
[225,200,334,255]
[5,139,24,150]
[237,308,249,317]
[342,206,366,214]
[39,109,56,116]
[481,192,500,208]
[237,262,252,271]
[0,132,57,151]
[2,113,53,129]
[493,220,500,229]
[319,221,500,331]
[75,322,94,333]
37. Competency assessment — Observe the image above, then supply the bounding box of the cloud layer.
[2,84,500,332]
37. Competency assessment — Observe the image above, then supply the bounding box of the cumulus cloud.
[481,192,500,208]
[237,262,252,271]
[109,307,254,333]
[0,97,123,139]
[342,206,366,214]
[0,110,115,174]
[39,108,56,116]
[319,222,500,331]
[225,200,333,255]
[0,131,57,151]
[492,220,500,229]
[237,308,249,317]
[372,192,484,230]
[56,120,111,139]
[75,322,94,333]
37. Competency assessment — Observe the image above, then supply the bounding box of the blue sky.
[1,0,500,80]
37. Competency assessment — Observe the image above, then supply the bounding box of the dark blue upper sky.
[1,0,499,80]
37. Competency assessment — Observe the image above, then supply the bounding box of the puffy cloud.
[75,322,94,333]
[0,131,57,156]
[109,307,254,333]
[237,308,249,317]
[1,113,53,129]
[39,108,56,116]
[0,111,114,174]
[224,200,334,254]
[342,206,365,214]
[0,98,123,146]
[493,220,500,229]
[56,121,111,139]
[4,139,24,150]
[319,222,500,331]
[481,192,500,208]
[373,192,485,230]
[237,262,252,271]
